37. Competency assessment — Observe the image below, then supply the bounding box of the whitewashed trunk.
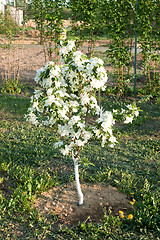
[72,156,83,205]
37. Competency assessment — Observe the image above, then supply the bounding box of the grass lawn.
[0,93,159,239]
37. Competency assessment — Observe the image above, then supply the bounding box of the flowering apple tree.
[26,40,139,205]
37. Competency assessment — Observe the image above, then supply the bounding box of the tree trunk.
[72,156,83,205]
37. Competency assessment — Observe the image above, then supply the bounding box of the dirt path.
[0,44,46,85]
[0,38,112,86]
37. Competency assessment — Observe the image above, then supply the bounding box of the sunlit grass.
[0,94,159,239]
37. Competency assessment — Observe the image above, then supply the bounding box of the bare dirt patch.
[0,43,46,86]
[0,36,111,88]
[34,183,132,230]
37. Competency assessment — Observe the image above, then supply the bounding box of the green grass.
[0,94,160,239]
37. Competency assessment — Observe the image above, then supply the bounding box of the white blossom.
[77,122,85,129]
[44,95,56,107]
[75,139,85,147]
[58,124,70,137]
[26,39,139,157]
[113,109,118,113]
[55,80,61,89]
[126,104,132,110]
[109,135,117,148]
[60,46,68,55]
[102,135,107,147]
[67,40,75,51]
[34,90,43,99]
[73,51,82,61]
[69,116,81,125]
[93,129,101,138]
[58,107,69,119]
[47,88,53,96]
[91,78,106,89]
[124,116,134,124]
[83,131,93,142]
[54,141,63,148]
[134,110,139,117]
[61,145,71,155]
[42,77,52,89]
[50,65,60,77]
[27,112,38,125]
[81,92,90,105]
[34,67,44,83]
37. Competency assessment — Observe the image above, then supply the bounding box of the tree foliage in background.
[26,0,160,96]
[137,0,160,94]
[0,10,19,36]
[69,0,102,57]
[101,0,134,94]
[68,0,160,96]
[28,0,65,62]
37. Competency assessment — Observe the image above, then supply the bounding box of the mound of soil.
[34,183,132,230]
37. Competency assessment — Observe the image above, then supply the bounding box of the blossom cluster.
[26,40,139,158]
[113,103,139,124]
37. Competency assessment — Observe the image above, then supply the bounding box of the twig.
[14,45,16,81]
[1,58,4,82]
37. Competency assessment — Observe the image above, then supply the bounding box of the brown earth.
[0,36,112,89]
[34,183,133,230]
[0,38,46,86]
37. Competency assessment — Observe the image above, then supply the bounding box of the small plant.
[132,179,160,232]
[29,0,64,63]
[0,10,20,36]
[1,79,21,94]
[26,40,139,205]
[0,40,22,95]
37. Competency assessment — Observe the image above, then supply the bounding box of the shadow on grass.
[0,94,30,118]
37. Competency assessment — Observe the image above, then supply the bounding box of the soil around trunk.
[34,183,133,230]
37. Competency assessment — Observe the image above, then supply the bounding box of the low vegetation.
[0,92,159,239]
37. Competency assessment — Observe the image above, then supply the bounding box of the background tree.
[137,0,160,93]
[101,0,135,94]
[28,0,46,44]
[29,0,65,62]
[69,0,102,57]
